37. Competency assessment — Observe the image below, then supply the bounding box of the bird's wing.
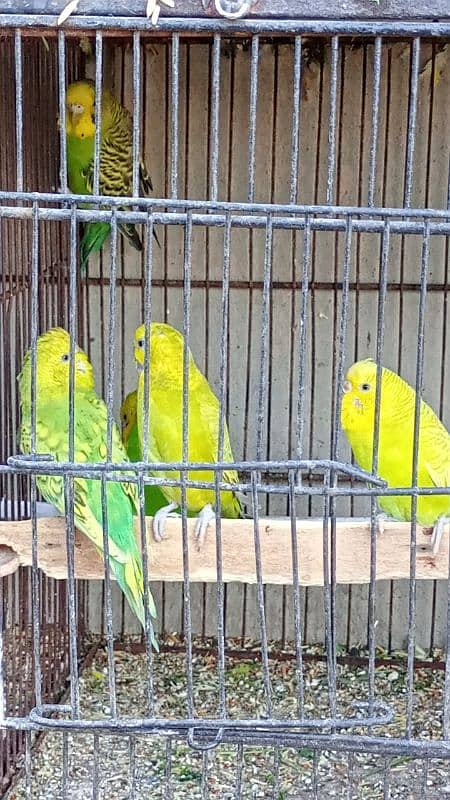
[193,373,239,487]
[83,103,133,198]
[421,407,450,487]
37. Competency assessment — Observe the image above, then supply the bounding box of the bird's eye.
[123,414,127,424]
[137,339,144,348]
[61,353,70,362]
[360,383,371,392]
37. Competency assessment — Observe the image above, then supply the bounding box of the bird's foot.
[195,504,215,551]
[152,502,179,543]
[430,517,450,556]
[374,512,389,536]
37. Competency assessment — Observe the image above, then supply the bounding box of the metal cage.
[1,1,450,797]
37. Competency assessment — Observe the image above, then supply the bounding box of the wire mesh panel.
[1,3,450,798]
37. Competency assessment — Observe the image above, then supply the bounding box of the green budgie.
[65,80,156,272]
[18,327,158,647]
[120,389,169,517]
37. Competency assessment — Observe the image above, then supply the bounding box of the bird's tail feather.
[119,222,143,252]
[79,222,111,273]
[119,221,161,251]
[110,554,159,651]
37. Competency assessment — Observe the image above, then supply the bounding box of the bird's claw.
[430,517,450,556]
[195,504,215,551]
[152,502,179,543]
[374,512,388,536]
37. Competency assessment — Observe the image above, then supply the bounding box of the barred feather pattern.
[84,93,153,249]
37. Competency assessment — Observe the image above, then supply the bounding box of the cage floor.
[5,637,450,800]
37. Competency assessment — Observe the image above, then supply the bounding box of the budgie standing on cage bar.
[120,389,169,517]
[64,79,156,272]
[133,322,244,547]
[17,328,158,647]
[340,358,450,554]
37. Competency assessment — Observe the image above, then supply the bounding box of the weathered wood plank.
[0,516,447,584]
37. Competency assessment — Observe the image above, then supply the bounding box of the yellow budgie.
[341,358,450,553]
[65,80,156,272]
[134,322,243,545]
[18,328,158,645]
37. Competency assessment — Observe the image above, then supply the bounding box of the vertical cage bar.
[209,34,221,202]
[164,737,173,799]
[288,469,304,718]
[326,36,339,205]
[322,471,337,719]
[296,217,311,460]
[62,730,69,799]
[25,729,32,795]
[132,32,141,199]
[251,471,272,716]
[92,731,100,800]
[139,214,157,713]
[367,221,390,714]
[368,36,382,207]
[14,29,23,193]
[214,211,232,719]
[247,35,259,203]
[403,37,420,208]
[93,31,103,198]
[181,211,194,718]
[30,203,42,710]
[100,209,120,719]
[64,204,80,719]
[170,33,180,200]
[256,215,273,461]
[58,31,68,195]
[289,36,302,205]
[406,220,430,737]
[129,735,137,799]
[329,215,353,680]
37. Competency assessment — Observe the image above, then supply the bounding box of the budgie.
[18,328,158,645]
[65,80,156,272]
[120,389,169,517]
[341,358,450,554]
[133,322,243,545]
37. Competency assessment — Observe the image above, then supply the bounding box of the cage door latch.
[202,0,255,19]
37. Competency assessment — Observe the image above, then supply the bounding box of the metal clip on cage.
[202,0,255,19]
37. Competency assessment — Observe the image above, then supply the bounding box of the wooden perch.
[0,517,447,585]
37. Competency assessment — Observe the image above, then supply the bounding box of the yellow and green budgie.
[65,80,155,272]
[120,389,169,517]
[18,328,158,646]
[341,358,450,553]
[133,322,243,545]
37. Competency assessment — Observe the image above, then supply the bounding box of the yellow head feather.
[120,390,138,447]
[65,81,96,139]
[341,358,416,436]
[18,327,95,401]
[65,80,119,140]
[134,322,193,382]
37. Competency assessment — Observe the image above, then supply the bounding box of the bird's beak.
[77,361,86,374]
[342,380,352,393]
[67,103,84,128]
[135,359,143,374]
[69,103,84,117]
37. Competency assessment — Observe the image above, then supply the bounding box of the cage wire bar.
[1,6,450,798]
